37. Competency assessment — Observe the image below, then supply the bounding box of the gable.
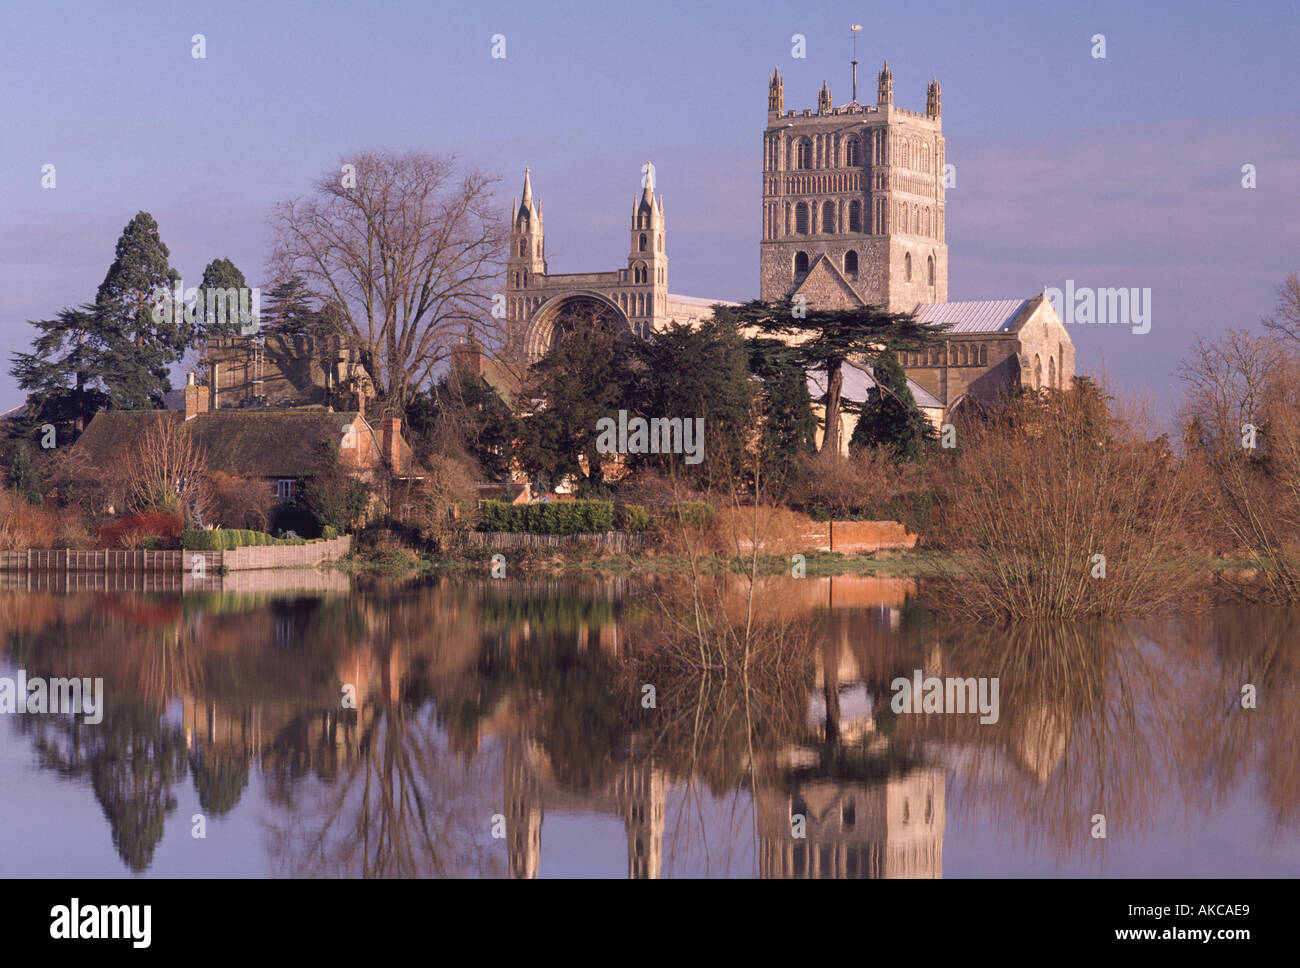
[792,255,865,311]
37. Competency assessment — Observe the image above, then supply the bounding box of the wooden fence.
[0,536,351,574]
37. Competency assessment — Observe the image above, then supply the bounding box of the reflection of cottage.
[71,375,421,518]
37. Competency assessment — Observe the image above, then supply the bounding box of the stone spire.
[878,60,894,107]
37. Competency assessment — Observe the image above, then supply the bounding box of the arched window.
[979,344,988,366]
[844,251,858,276]
[848,200,862,233]
[958,344,968,366]
[794,251,809,275]
[1049,356,1057,389]
[1058,342,1065,385]
[797,139,813,169]
[639,233,647,252]
[1033,354,1042,390]
[518,239,526,257]
[637,293,644,316]
[522,270,528,286]
[922,144,930,173]
[924,207,931,237]
[927,255,935,285]
[846,138,860,166]
[822,201,835,233]
[905,252,912,281]
[658,235,663,252]
[795,202,809,234]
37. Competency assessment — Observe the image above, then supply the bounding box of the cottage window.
[276,479,295,503]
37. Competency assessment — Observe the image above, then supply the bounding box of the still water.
[0,571,1297,878]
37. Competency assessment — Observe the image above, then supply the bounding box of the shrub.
[208,471,271,531]
[478,499,615,534]
[322,525,338,540]
[99,511,184,550]
[615,503,652,533]
[0,489,58,549]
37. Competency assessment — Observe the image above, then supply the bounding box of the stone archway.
[523,291,632,363]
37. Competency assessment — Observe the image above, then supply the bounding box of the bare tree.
[124,417,210,522]
[270,151,508,416]
[1263,272,1300,345]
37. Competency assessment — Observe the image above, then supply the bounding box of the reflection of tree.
[190,749,250,816]
[1171,606,1300,832]
[20,699,188,872]
[917,619,1176,864]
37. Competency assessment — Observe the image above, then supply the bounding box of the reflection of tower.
[758,768,945,878]
[504,736,543,879]
[613,760,665,879]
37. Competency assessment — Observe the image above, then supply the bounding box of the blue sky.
[2,0,1297,425]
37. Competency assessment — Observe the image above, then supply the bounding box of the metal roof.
[666,293,741,307]
[806,362,943,410]
[912,298,1029,333]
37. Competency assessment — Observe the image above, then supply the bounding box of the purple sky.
[2,0,1297,426]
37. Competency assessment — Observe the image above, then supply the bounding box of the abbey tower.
[761,63,948,312]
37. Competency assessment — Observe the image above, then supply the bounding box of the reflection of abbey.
[506,58,1076,427]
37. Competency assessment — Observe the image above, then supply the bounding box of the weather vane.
[851,24,863,102]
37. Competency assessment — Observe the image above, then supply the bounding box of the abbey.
[507,57,1075,423]
[763,62,1075,418]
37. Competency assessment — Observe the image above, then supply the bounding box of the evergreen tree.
[517,306,632,487]
[628,315,756,488]
[849,349,935,461]
[733,299,947,453]
[748,336,818,483]
[261,275,326,337]
[196,257,249,341]
[93,212,184,409]
[9,304,110,435]
[7,441,43,506]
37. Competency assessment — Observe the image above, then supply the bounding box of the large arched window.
[794,251,809,276]
[844,251,858,277]
[905,252,912,281]
[797,139,813,169]
[846,138,860,166]
[639,233,647,252]
[849,200,862,233]
[822,201,835,233]
[1033,354,1043,390]
[795,202,810,234]
[927,255,935,285]
[1049,356,1057,389]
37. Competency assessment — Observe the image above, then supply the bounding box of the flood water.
[0,572,1297,878]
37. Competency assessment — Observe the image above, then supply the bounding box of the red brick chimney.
[184,372,209,421]
[382,417,403,474]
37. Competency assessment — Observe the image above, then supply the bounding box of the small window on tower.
[639,233,647,252]
[795,203,809,235]
[794,251,809,276]
[844,251,858,277]
[846,138,860,167]
[905,252,912,282]
[518,239,526,257]
[822,201,835,233]
[928,255,935,285]
[849,200,862,233]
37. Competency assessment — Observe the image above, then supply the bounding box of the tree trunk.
[823,363,844,454]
